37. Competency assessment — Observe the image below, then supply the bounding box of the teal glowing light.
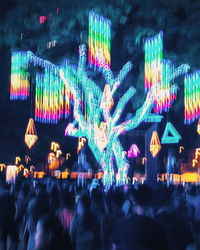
[161,122,182,144]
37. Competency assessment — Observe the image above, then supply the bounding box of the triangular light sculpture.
[25,118,38,148]
[161,122,181,144]
[127,144,140,158]
[150,131,161,158]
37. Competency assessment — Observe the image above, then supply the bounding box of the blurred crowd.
[0,177,200,250]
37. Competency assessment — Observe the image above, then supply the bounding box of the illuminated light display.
[25,155,31,164]
[184,70,200,124]
[39,16,47,23]
[15,157,21,165]
[66,153,71,160]
[192,159,198,168]
[56,150,62,158]
[142,157,147,165]
[100,84,114,111]
[6,165,17,183]
[24,118,38,149]
[179,146,184,153]
[94,122,109,151]
[144,32,183,113]
[48,153,56,163]
[153,60,176,113]
[62,42,189,187]
[144,32,163,90]
[197,119,200,135]
[35,68,65,123]
[195,148,200,159]
[0,164,6,172]
[150,131,161,158]
[127,144,140,158]
[161,122,182,144]
[10,51,30,100]
[88,12,111,70]
[77,137,87,154]
[51,142,60,152]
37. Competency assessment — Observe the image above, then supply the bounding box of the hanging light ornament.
[144,32,177,113]
[161,122,182,144]
[149,131,161,158]
[24,118,38,148]
[10,51,30,100]
[88,12,111,70]
[35,65,65,123]
[127,144,140,158]
[184,70,200,124]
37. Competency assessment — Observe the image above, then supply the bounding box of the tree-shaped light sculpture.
[61,42,189,188]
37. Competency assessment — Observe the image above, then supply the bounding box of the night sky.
[0,0,199,165]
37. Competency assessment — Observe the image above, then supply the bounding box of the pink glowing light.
[127,144,140,158]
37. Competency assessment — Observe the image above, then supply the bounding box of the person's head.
[76,194,90,216]
[131,185,153,216]
[35,214,72,250]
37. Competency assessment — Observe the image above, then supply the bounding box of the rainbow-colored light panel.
[88,12,111,70]
[10,52,30,100]
[144,32,163,90]
[184,70,200,124]
[154,60,176,113]
[35,68,65,124]
[144,32,177,113]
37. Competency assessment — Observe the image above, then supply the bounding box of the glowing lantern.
[150,131,161,158]
[127,144,140,158]
[161,122,181,144]
[24,118,38,149]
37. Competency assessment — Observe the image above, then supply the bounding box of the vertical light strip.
[184,70,200,124]
[88,12,111,70]
[10,51,30,100]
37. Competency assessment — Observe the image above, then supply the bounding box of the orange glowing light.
[77,137,86,154]
[25,118,38,148]
[142,157,147,165]
[0,164,6,171]
[150,131,161,158]
[192,159,198,168]
[195,148,200,159]
[181,173,199,183]
[56,150,62,158]
[25,155,31,164]
[15,156,21,165]
[51,142,60,152]
[179,146,184,153]
[48,153,56,163]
